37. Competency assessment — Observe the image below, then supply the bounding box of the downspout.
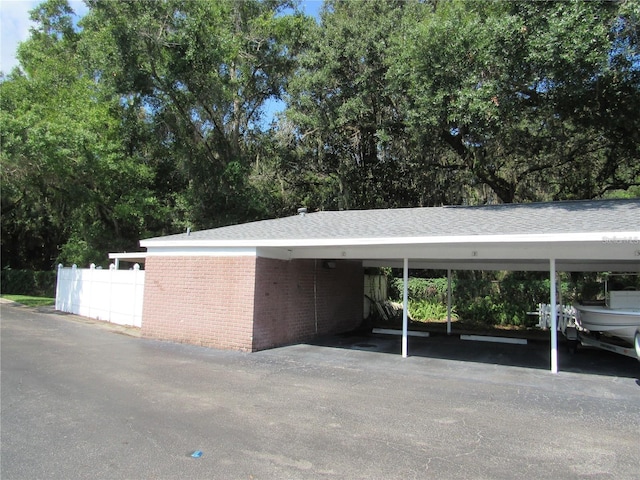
[447,268,452,335]
[314,259,318,334]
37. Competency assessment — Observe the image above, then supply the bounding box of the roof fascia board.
[108,252,148,260]
[145,246,257,257]
[140,231,640,249]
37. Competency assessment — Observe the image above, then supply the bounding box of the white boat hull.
[574,304,640,346]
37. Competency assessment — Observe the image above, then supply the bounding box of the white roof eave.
[140,231,640,249]
[108,252,148,260]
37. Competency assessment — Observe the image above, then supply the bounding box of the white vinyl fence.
[55,263,145,328]
[532,303,576,333]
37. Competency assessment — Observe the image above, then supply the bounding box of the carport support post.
[550,258,558,374]
[402,258,409,358]
[447,269,452,335]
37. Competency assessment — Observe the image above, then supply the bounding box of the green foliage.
[389,0,640,203]
[453,272,549,326]
[389,277,450,303]
[1,0,639,273]
[388,271,589,327]
[389,277,454,322]
[407,299,455,323]
[56,232,104,268]
[284,0,458,210]
[80,0,310,228]
[1,268,57,297]
[2,0,313,269]
[1,295,55,307]
[1,0,162,269]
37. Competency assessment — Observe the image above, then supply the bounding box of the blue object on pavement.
[191,450,203,458]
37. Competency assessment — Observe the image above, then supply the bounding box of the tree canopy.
[1,0,638,269]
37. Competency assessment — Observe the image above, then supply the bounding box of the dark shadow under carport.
[309,330,640,379]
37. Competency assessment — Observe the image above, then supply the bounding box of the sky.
[0,0,88,74]
[0,0,322,75]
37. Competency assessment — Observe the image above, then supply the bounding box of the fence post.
[89,263,96,318]
[133,263,141,327]
[55,264,63,311]
[108,262,113,323]
[71,264,77,314]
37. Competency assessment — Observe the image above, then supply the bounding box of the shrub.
[1,268,57,297]
[454,272,548,327]
[390,271,573,328]
[388,277,454,322]
[389,277,452,303]
[408,299,456,322]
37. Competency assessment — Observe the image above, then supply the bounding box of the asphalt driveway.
[1,303,639,479]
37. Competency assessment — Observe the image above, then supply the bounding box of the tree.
[81,0,311,227]
[284,0,459,211]
[1,0,160,268]
[391,0,640,203]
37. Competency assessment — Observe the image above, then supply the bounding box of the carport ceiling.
[141,199,640,272]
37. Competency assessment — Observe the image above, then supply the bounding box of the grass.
[1,294,55,307]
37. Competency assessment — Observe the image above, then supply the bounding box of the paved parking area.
[2,303,639,479]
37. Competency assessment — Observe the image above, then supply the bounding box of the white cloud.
[0,0,37,73]
[0,0,88,75]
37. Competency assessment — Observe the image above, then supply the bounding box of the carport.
[108,252,147,269]
[140,199,640,372]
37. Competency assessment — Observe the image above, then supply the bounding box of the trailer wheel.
[634,330,640,361]
[567,340,579,355]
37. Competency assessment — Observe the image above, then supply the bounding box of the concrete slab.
[460,334,528,345]
[312,329,640,378]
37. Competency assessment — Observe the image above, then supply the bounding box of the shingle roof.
[142,198,639,244]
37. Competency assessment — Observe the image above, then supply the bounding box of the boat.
[574,290,640,346]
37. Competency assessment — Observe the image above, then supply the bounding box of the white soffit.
[363,259,640,273]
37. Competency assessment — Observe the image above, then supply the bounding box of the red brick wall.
[252,258,364,350]
[142,255,364,352]
[142,256,256,351]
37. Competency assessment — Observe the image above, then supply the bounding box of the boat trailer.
[533,303,640,361]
